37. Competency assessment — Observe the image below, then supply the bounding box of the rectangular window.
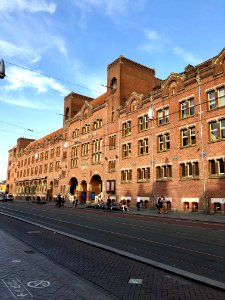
[121,169,132,182]
[109,135,116,150]
[71,146,79,168]
[39,165,42,174]
[55,161,60,171]
[106,180,116,194]
[218,87,225,107]
[180,161,199,179]
[208,90,216,110]
[180,98,195,119]
[138,138,149,155]
[50,148,54,159]
[122,121,131,137]
[45,151,49,160]
[209,121,218,141]
[157,107,170,126]
[49,163,53,172]
[122,142,131,158]
[108,160,116,172]
[44,164,48,173]
[81,142,89,157]
[138,114,148,131]
[137,167,150,182]
[158,133,170,152]
[56,146,61,157]
[92,138,102,164]
[181,126,196,147]
[156,165,172,180]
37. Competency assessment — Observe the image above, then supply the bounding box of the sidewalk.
[0,228,117,300]
[124,207,225,224]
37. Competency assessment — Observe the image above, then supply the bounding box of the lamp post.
[0,59,5,79]
[148,101,154,208]
[196,73,208,214]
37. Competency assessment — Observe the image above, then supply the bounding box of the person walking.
[136,194,141,211]
[106,196,112,210]
[157,197,163,214]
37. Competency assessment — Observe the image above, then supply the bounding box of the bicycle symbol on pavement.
[27,280,50,289]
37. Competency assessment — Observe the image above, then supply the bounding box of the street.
[0,201,225,299]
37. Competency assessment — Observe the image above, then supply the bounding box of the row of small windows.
[17,147,61,168]
[17,119,225,169]
[16,161,60,178]
[70,87,225,140]
[16,158,225,180]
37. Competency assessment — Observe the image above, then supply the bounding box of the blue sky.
[0,0,225,181]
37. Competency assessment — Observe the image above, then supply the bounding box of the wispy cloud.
[173,47,201,65]
[0,0,56,14]
[139,29,165,54]
[4,66,69,95]
[0,39,42,63]
[0,96,55,110]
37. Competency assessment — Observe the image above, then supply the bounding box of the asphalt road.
[0,201,225,299]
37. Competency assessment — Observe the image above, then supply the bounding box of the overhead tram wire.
[5,60,103,95]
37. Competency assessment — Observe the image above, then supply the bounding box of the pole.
[196,73,208,213]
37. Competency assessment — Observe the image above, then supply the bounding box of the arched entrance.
[69,177,78,195]
[81,180,87,203]
[90,175,102,202]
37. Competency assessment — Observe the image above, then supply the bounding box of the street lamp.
[0,59,5,79]
[148,103,155,208]
[196,73,208,214]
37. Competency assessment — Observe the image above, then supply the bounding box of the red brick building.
[6,48,225,213]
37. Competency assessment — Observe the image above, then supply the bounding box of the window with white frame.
[122,120,131,137]
[208,87,225,110]
[209,118,225,142]
[121,169,132,182]
[92,138,102,164]
[180,98,194,119]
[138,114,148,131]
[158,133,170,152]
[72,129,79,138]
[181,126,196,147]
[138,138,149,155]
[122,142,131,158]
[157,107,170,126]
[137,167,150,182]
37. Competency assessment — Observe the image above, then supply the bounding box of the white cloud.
[0,96,55,110]
[72,0,130,24]
[147,30,161,41]
[4,66,69,96]
[0,0,56,14]
[173,47,201,65]
[0,39,42,63]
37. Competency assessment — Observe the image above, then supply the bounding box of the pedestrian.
[161,195,168,214]
[136,194,141,211]
[106,196,112,210]
[156,197,163,214]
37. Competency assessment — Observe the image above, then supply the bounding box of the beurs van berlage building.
[6,48,225,213]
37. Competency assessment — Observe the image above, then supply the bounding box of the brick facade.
[6,49,225,213]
